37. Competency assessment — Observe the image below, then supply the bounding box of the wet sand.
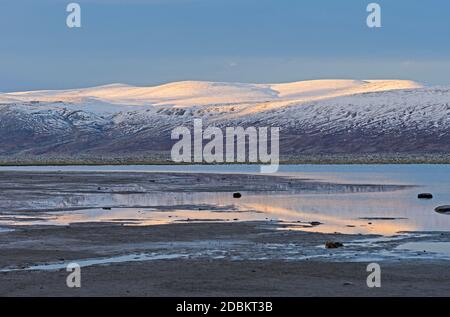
[0,171,449,296]
[4,259,450,297]
[0,221,449,296]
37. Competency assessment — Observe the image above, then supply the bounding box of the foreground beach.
[0,168,449,296]
[1,221,450,296]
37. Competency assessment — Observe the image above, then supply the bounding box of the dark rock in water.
[233,192,242,198]
[360,217,407,220]
[418,193,433,199]
[310,221,322,226]
[325,241,344,249]
[97,187,102,190]
[435,205,450,214]
[102,207,112,210]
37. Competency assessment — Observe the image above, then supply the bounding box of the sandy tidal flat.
[0,169,449,296]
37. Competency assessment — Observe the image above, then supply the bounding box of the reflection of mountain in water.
[0,171,410,212]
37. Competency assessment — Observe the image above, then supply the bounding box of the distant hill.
[1,79,449,163]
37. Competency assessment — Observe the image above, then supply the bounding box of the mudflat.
[0,170,449,296]
[1,221,450,296]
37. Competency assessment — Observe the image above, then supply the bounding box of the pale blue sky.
[1,0,449,91]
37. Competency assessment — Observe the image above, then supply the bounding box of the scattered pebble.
[343,282,353,286]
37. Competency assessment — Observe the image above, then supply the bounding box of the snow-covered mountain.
[0,79,421,111]
[1,79,449,161]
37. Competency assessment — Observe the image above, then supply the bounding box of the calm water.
[1,164,450,235]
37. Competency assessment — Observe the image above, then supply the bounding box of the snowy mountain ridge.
[0,79,422,112]
[0,79,449,160]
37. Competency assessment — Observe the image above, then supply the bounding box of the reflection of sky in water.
[396,242,450,257]
[1,165,450,235]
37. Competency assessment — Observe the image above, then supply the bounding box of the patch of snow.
[0,79,423,114]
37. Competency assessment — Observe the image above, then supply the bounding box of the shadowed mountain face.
[0,79,449,161]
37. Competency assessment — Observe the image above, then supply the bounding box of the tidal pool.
[0,164,449,235]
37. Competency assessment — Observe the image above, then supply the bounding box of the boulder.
[325,241,344,249]
[435,205,450,214]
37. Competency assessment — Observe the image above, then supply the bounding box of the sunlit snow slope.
[0,79,421,110]
[1,79,449,159]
